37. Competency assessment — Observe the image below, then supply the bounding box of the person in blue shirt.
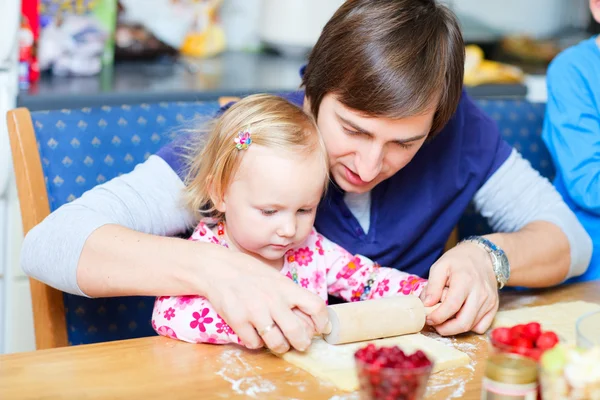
[22,0,591,354]
[542,0,600,283]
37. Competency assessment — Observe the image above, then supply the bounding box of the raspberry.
[512,337,534,349]
[511,345,531,357]
[355,345,433,399]
[509,324,526,341]
[522,322,542,342]
[355,345,432,369]
[525,348,543,361]
[491,322,560,365]
[536,331,559,350]
[490,327,511,345]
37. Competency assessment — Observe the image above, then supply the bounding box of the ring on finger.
[257,323,277,337]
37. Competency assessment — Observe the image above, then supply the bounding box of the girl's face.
[310,94,435,194]
[215,144,327,267]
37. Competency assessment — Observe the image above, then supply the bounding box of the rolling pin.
[321,296,440,345]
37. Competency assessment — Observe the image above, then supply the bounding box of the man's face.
[310,94,435,193]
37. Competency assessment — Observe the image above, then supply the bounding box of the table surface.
[1,281,598,400]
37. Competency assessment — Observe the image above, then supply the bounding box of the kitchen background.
[0,0,597,354]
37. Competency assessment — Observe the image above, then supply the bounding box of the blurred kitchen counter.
[18,51,527,111]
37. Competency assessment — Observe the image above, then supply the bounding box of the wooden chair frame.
[5,97,238,349]
[7,108,68,349]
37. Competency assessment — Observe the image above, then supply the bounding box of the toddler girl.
[152,94,427,347]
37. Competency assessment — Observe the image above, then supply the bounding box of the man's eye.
[395,142,413,149]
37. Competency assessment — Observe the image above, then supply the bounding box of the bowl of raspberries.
[354,344,434,400]
[489,322,560,361]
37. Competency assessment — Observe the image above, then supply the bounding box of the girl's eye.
[261,209,277,216]
[298,208,313,214]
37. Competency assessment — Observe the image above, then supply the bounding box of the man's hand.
[203,250,329,353]
[420,242,499,336]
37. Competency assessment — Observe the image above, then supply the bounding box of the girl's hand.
[419,242,499,336]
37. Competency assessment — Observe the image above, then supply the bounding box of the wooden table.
[1,281,599,400]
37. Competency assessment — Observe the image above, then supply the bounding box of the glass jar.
[355,358,433,400]
[482,353,538,400]
[576,311,600,349]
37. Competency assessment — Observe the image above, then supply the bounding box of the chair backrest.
[7,101,221,349]
[9,95,552,348]
[458,98,554,238]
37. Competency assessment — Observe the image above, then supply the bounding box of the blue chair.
[8,95,554,349]
[458,99,555,238]
[7,100,221,349]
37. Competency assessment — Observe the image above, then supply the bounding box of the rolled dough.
[281,334,471,392]
[492,301,600,344]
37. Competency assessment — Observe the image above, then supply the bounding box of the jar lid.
[485,353,538,384]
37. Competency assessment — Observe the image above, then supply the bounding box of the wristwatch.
[462,236,510,289]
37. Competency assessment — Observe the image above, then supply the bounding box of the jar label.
[482,378,538,400]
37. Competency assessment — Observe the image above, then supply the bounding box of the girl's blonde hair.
[183,94,329,221]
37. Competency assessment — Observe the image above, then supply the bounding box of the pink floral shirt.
[152,222,427,345]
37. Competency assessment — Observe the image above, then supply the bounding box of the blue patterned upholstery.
[31,97,554,344]
[457,99,554,238]
[31,101,221,345]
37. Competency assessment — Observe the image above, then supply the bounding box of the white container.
[450,0,589,39]
[259,0,344,56]
[222,0,263,52]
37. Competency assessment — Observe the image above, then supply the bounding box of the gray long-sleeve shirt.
[21,150,592,296]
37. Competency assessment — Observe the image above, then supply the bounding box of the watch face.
[494,251,510,281]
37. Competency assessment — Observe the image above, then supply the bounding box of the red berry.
[522,322,542,341]
[356,344,432,399]
[509,324,526,340]
[491,327,511,345]
[525,348,543,361]
[355,345,432,370]
[536,331,559,350]
[510,345,530,357]
[512,337,534,349]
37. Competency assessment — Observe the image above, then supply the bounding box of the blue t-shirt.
[158,90,512,278]
[542,36,600,283]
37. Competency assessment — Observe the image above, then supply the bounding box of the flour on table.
[215,349,276,398]
[422,330,479,358]
[281,333,470,392]
[329,394,360,400]
[421,330,481,398]
[500,294,542,310]
[426,375,466,399]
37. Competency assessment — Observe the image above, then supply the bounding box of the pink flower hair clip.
[234,130,252,150]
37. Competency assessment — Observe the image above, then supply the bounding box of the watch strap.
[462,236,510,289]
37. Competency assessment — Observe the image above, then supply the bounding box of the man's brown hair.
[302,0,465,137]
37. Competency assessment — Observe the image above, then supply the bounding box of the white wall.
[1,176,35,354]
[0,0,35,355]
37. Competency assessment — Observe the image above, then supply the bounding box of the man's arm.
[21,155,195,295]
[22,155,328,351]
